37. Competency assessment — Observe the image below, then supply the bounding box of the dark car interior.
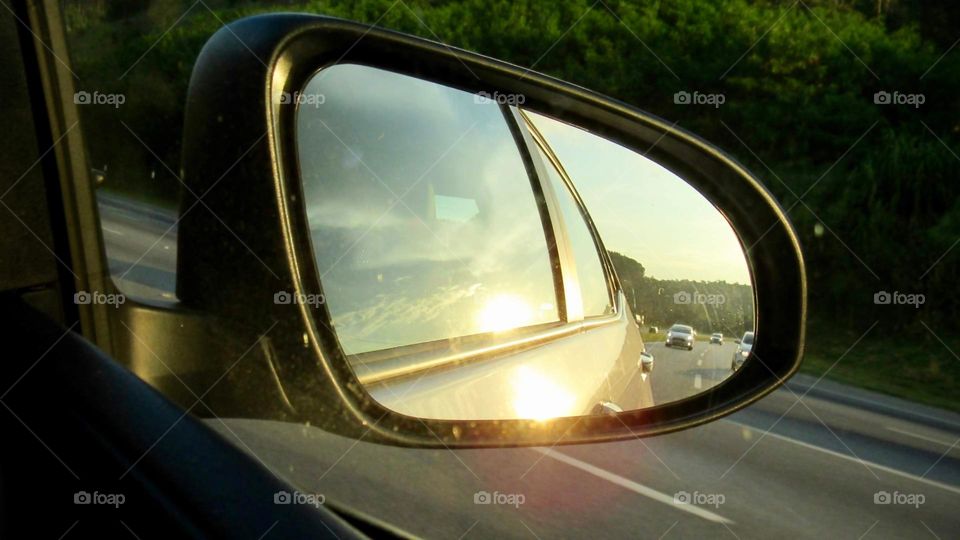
[0,5,375,536]
[7,1,955,538]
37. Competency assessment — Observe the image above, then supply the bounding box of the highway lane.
[98,193,960,538]
[645,341,738,404]
[211,381,960,539]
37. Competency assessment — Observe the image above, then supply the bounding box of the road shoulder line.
[532,447,734,524]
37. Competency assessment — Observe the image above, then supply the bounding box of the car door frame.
[339,89,649,418]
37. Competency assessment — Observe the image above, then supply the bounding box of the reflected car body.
[665,324,695,350]
[365,293,653,420]
[732,331,755,371]
[298,81,660,420]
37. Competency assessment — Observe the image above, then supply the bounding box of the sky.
[526,111,752,285]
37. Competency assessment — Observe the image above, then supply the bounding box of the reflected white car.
[665,324,695,350]
[731,331,754,371]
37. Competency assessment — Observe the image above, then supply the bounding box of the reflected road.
[645,341,738,404]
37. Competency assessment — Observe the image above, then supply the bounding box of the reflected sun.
[512,366,575,421]
[477,294,533,333]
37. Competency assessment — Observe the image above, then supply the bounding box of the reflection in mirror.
[296,65,754,421]
[520,110,755,406]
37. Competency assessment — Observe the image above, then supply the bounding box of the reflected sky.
[524,111,751,285]
[298,65,558,354]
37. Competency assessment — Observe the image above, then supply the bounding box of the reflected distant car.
[665,324,695,350]
[710,332,723,345]
[731,331,754,371]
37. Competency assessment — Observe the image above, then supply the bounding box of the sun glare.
[512,366,576,421]
[477,294,534,333]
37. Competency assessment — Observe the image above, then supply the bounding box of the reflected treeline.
[609,252,754,336]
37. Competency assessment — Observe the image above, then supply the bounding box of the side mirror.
[175,14,805,447]
[639,352,655,375]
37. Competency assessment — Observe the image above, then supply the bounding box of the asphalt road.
[212,384,960,539]
[645,341,738,404]
[98,192,960,539]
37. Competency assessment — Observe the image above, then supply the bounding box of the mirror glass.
[296,64,755,421]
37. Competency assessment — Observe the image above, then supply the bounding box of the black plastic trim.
[176,13,805,448]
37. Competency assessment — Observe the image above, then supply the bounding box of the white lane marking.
[887,426,958,448]
[694,374,703,390]
[697,359,703,367]
[102,225,125,236]
[532,448,734,524]
[725,420,960,496]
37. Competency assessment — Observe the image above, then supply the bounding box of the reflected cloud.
[300,65,560,354]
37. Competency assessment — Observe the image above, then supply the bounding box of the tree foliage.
[63,0,960,333]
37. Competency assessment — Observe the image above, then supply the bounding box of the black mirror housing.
[176,13,805,447]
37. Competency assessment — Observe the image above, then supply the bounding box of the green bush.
[63,0,960,408]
